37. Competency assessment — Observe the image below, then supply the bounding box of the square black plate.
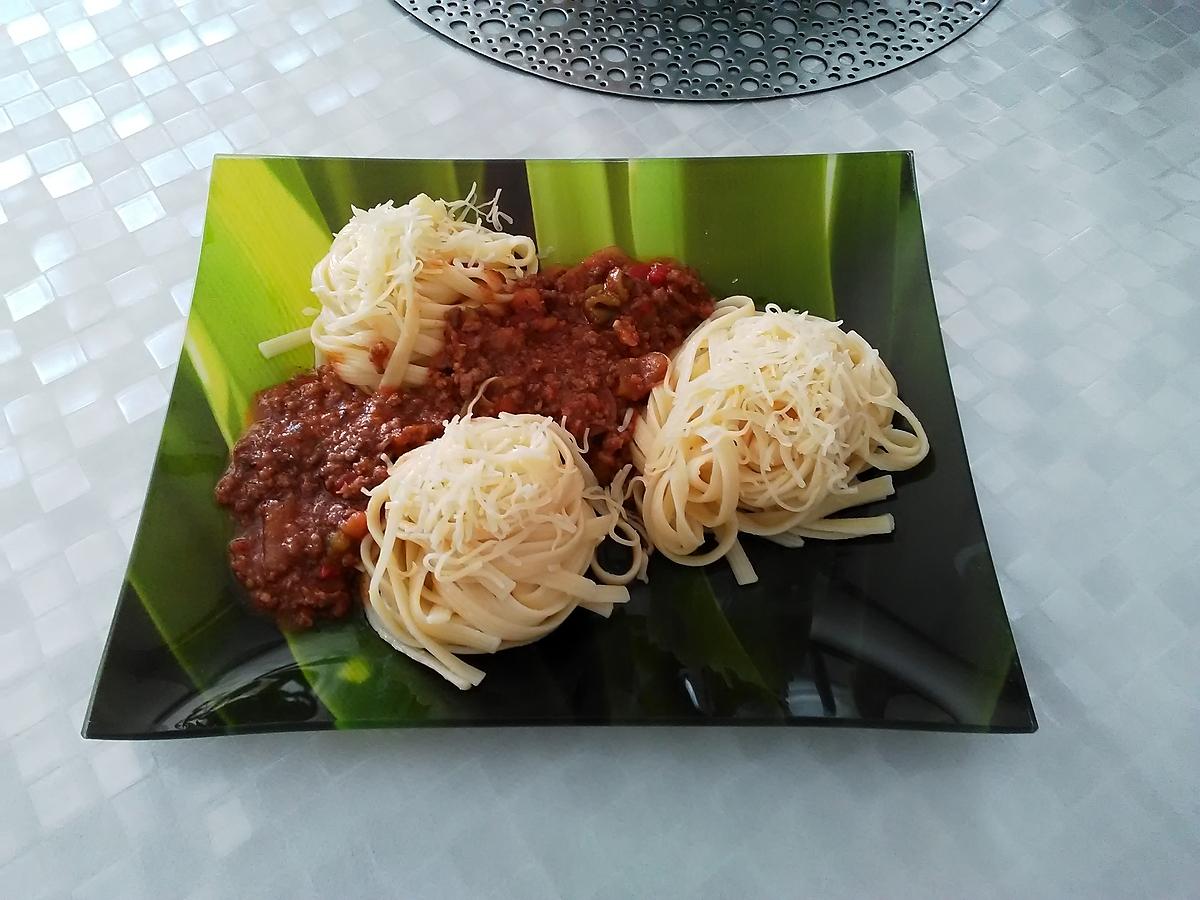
[85,153,1036,737]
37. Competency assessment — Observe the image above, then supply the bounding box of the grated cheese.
[632,296,930,581]
[260,187,538,390]
[360,414,642,689]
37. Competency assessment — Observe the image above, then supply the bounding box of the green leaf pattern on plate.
[103,153,1028,733]
[145,154,858,724]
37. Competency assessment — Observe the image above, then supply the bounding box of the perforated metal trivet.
[392,0,1001,100]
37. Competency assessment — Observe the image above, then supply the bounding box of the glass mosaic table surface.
[1,0,1197,896]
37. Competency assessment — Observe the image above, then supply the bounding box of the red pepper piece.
[646,262,670,285]
[341,510,368,540]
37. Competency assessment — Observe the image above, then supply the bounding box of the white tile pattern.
[2,0,1199,896]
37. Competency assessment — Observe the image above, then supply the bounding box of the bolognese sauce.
[215,248,714,628]
[437,246,713,480]
[214,369,456,629]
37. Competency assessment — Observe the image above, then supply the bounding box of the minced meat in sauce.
[215,248,714,629]
[214,369,456,629]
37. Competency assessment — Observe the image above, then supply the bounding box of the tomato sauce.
[435,247,714,480]
[215,248,714,628]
